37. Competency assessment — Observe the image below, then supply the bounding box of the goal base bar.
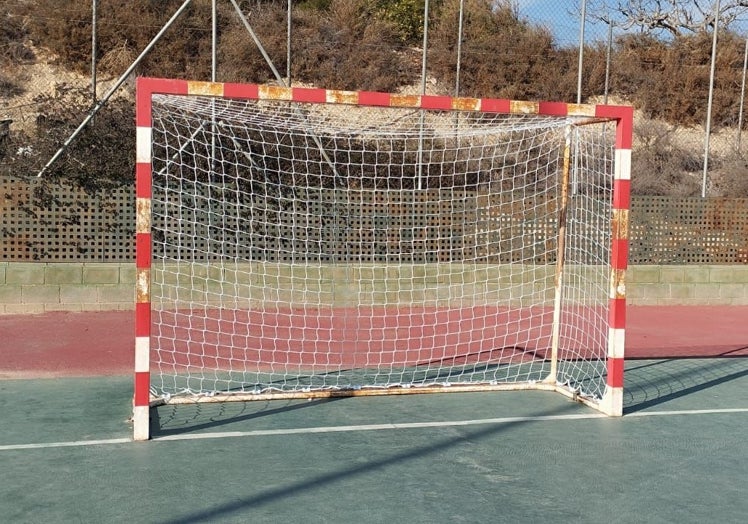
[148,382,621,411]
[134,383,621,439]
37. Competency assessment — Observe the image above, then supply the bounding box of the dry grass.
[2,0,748,196]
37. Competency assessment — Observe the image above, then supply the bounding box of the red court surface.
[0,306,746,378]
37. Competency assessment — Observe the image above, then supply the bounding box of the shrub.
[428,0,585,101]
[220,0,415,91]
[0,1,35,97]
[0,2,35,64]
[713,157,748,197]
[610,31,746,128]
[4,86,134,191]
[631,118,702,197]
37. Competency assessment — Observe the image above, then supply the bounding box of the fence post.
[702,0,721,198]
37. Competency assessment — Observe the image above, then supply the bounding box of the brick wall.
[0,262,746,314]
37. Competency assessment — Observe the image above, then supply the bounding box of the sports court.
[2,1,748,522]
[1,306,746,523]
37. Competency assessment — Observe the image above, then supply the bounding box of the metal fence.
[1,176,133,261]
[3,1,748,190]
[630,195,748,264]
[3,1,748,261]
[2,176,746,264]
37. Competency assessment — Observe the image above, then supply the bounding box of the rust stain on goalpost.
[187,81,224,97]
[613,208,630,241]
[258,84,292,101]
[136,269,150,304]
[509,100,540,114]
[451,97,481,112]
[611,268,626,300]
[390,94,421,108]
[135,198,151,234]
[326,90,358,105]
[566,103,597,117]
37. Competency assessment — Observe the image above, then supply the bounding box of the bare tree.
[584,0,748,35]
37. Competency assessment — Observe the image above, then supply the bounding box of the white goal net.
[133,80,630,439]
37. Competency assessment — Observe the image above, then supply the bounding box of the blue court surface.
[1,357,747,523]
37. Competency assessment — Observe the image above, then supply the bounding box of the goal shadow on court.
[150,355,748,436]
[151,402,581,524]
[151,396,348,438]
[149,358,551,439]
[623,355,748,413]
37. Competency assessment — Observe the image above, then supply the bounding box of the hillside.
[2,0,748,196]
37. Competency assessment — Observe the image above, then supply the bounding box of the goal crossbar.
[133,77,632,441]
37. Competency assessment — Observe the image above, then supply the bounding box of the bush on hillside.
[0,3,35,97]
[4,0,748,197]
[631,118,702,196]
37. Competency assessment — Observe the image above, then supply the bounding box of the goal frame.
[133,76,632,441]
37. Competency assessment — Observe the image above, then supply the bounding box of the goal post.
[133,77,632,441]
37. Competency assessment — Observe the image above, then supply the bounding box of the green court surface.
[1,358,747,523]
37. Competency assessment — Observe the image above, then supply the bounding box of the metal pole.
[37,0,196,177]
[604,18,613,105]
[577,0,587,104]
[572,0,588,196]
[455,0,464,97]
[702,0,721,198]
[211,0,217,82]
[91,0,98,107]
[211,0,217,174]
[417,0,430,190]
[287,0,292,86]
[738,36,748,150]
[420,0,429,96]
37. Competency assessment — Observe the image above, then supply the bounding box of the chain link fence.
[2,1,747,177]
[2,1,748,262]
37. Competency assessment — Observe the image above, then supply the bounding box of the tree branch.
[584,0,748,35]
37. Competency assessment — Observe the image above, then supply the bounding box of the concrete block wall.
[627,265,748,306]
[1,262,747,314]
[0,262,135,314]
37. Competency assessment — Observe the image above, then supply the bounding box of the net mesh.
[148,93,615,403]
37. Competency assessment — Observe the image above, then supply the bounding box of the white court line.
[0,437,131,451]
[1,407,747,451]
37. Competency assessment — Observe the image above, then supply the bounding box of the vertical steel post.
[91,0,98,107]
[702,0,721,198]
[604,18,613,105]
[455,0,464,97]
[287,0,292,86]
[577,0,587,104]
[211,0,217,172]
[417,0,430,190]
[738,37,747,150]
[211,0,217,82]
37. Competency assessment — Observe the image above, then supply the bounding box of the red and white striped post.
[133,78,191,440]
[597,104,633,416]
